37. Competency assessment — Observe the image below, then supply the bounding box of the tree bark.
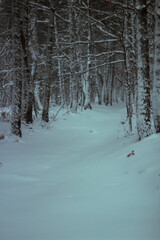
[123,4,133,132]
[42,1,54,122]
[84,0,92,110]
[69,0,78,113]
[21,0,33,124]
[136,0,152,140]
[11,0,22,137]
[152,0,160,133]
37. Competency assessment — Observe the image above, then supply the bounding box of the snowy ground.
[0,104,160,240]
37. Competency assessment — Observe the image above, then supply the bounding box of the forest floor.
[0,104,160,240]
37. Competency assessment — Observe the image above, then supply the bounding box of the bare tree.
[136,0,152,140]
[21,0,33,124]
[42,0,54,122]
[11,0,22,137]
[152,0,160,133]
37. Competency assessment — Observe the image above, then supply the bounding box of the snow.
[0,104,160,240]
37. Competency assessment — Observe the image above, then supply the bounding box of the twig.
[52,102,66,121]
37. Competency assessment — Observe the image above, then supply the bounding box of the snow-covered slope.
[0,105,160,240]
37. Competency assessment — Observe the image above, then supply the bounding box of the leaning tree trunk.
[11,0,22,137]
[136,0,152,140]
[152,0,160,133]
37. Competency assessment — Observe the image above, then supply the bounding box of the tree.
[42,0,54,122]
[21,0,33,124]
[68,0,78,113]
[123,1,134,132]
[11,0,22,137]
[136,0,152,140]
[83,0,92,110]
[152,0,160,133]
[0,0,12,108]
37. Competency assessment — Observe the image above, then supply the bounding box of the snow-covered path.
[0,105,160,240]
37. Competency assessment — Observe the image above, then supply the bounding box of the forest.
[0,0,160,140]
[0,1,160,240]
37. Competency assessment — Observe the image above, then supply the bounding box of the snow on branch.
[0,38,10,55]
[76,5,119,38]
[96,25,118,38]
[59,59,124,77]
[58,39,119,45]
[55,13,70,23]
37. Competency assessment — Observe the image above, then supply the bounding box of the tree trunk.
[69,0,78,113]
[152,0,160,132]
[21,0,33,124]
[54,13,64,105]
[29,0,40,114]
[123,5,133,132]
[136,0,152,140]
[84,0,92,110]
[42,1,54,122]
[11,0,22,137]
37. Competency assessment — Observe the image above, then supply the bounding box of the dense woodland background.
[0,0,160,140]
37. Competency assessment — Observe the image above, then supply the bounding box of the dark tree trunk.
[21,0,33,124]
[42,0,54,122]
[11,0,22,137]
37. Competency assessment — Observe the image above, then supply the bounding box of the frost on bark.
[11,0,22,137]
[136,0,152,140]
[152,0,160,133]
